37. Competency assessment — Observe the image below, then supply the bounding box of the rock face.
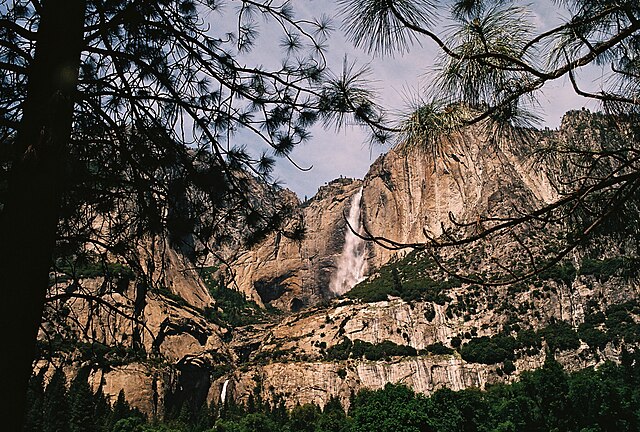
[360,126,557,269]
[39,244,234,415]
[218,270,639,409]
[41,111,640,416]
[231,122,557,308]
[216,357,499,411]
[231,178,365,310]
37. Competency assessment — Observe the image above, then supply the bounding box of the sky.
[227,0,606,200]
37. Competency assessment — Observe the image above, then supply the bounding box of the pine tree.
[23,372,46,432]
[268,395,288,428]
[0,2,381,428]
[109,390,136,429]
[42,369,70,432]
[92,388,112,432]
[316,397,348,432]
[68,369,97,432]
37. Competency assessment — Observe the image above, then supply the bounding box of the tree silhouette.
[42,368,71,432]
[23,371,46,432]
[68,368,99,432]
[0,1,384,429]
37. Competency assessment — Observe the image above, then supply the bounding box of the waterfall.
[329,187,367,296]
[220,379,229,404]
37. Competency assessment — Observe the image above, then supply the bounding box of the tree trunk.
[0,1,86,430]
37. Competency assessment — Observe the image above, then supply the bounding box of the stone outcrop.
[230,178,364,310]
[231,122,559,309]
[360,126,557,269]
[39,247,234,414]
[40,111,640,416]
[217,270,638,409]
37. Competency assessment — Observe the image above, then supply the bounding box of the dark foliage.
[347,251,458,304]
[460,334,517,364]
[326,337,418,362]
[26,351,640,431]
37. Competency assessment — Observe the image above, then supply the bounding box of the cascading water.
[329,187,367,296]
[220,379,229,404]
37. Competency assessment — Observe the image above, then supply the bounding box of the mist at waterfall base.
[329,188,367,296]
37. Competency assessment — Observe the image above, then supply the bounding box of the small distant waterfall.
[329,187,367,296]
[220,379,229,404]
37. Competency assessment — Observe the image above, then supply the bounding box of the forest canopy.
[23,354,640,432]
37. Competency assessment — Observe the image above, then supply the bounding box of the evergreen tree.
[349,384,429,432]
[288,403,321,432]
[0,1,381,428]
[239,412,277,432]
[268,395,288,428]
[191,401,216,432]
[245,394,256,415]
[23,372,45,432]
[19,358,640,432]
[110,416,144,432]
[109,390,141,431]
[92,387,112,432]
[316,397,349,432]
[517,354,569,431]
[68,369,97,432]
[43,369,70,432]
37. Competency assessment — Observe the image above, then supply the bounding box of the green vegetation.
[353,340,417,361]
[537,262,577,285]
[577,301,640,349]
[579,257,640,281]
[199,267,274,328]
[27,352,640,431]
[345,245,640,367]
[25,368,144,432]
[253,347,301,364]
[325,338,353,361]
[52,255,135,286]
[605,302,640,343]
[548,300,640,353]
[422,342,454,356]
[535,256,640,287]
[325,299,640,367]
[516,329,543,355]
[460,334,518,364]
[423,303,436,322]
[326,338,457,361]
[502,359,516,375]
[459,300,640,365]
[326,338,418,361]
[346,251,458,304]
[538,320,581,352]
[461,322,568,364]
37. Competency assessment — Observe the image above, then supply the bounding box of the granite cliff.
[230,119,557,309]
[39,111,640,416]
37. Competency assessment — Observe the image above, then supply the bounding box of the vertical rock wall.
[231,125,557,308]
